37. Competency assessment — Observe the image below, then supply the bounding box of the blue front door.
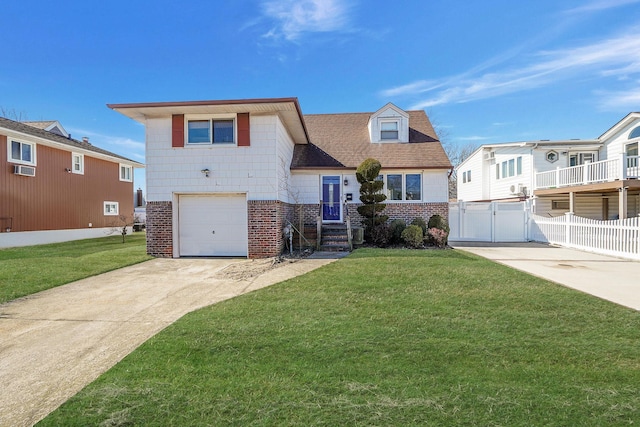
[322,176,341,222]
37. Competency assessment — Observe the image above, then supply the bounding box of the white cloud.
[381,28,640,110]
[67,127,145,159]
[260,0,353,41]
[596,84,640,110]
[562,0,640,15]
[458,135,492,141]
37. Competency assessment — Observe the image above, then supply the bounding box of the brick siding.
[247,200,296,258]
[146,201,173,257]
[294,202,448,228]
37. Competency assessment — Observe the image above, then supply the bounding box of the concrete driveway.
[451,242,640,311]
[0,256,337,427]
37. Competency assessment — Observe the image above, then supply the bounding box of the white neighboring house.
[457,112,640,220]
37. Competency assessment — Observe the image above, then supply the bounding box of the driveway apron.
[451,242,640,311]
[0,257,336,427]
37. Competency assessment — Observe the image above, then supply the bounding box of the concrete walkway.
[0,256,338,427]
[451,242,640,311]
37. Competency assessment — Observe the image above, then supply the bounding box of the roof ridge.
[0,116,140,165]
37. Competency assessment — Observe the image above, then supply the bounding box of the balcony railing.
[535,155,640,190]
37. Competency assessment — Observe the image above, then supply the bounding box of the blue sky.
[3,0,640,193]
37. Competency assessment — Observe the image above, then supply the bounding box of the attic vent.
[14,165,36,177]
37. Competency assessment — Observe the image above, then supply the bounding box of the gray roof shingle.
[292,110,451,170]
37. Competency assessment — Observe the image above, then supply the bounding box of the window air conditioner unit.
[14,165,36,177]
[483,151,495,161]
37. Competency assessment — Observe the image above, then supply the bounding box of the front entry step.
[320,224,351,252]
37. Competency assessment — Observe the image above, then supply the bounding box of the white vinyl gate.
[449,201,529,242]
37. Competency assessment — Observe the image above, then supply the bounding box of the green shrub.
[389,219,406,244]
[370,224,391,247]
[427,214,450,246]
[427,214,450,233]
[356,158,388,242]
[401,225,423,248]
[410,217,427,235]
[427,227,448,248]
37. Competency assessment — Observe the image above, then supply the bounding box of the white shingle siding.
[146,114,295,202]
[275,117,297,204]
[603,118,640,161]
[423,170,449,202]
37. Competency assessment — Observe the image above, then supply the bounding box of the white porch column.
[569,191,575,214]
[619,187,628,220]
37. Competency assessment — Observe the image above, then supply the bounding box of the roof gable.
[599,112,640,142]
[22,120,69,138]
[368,102,410,143]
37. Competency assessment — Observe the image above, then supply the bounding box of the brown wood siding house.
[0,117,143,234]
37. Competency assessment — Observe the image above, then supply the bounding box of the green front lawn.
[0,233,151,303]
[39,248,640,426]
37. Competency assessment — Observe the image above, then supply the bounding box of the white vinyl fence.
[449,201,529,242]
[530,213,640,260]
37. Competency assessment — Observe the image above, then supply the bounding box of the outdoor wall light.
[65,168,72,173]
[343,178,349,186]
[201,168,211,177]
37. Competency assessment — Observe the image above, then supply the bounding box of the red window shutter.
[237,113,250,147]
[172,114,184,147]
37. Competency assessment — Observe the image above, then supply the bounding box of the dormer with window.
[368,103,409,143]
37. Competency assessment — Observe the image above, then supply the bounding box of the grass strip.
[0,233,151,303]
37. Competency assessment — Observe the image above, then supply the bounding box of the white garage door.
[179,194,248,257]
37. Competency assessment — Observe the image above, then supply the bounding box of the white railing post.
[564,212,573,245]
[582,161,590,184]
[621,153,628,180]
[556,167,560,187]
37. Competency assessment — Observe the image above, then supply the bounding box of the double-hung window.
[187,118,235,144]
[120,164,132,182]
[72,153,84,174]
[380,121,399,140]
[9,140,36,165]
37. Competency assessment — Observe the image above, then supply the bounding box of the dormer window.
[380,121,399,140]
[368,103,409,143]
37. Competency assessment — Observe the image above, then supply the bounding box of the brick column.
[146,201,173,257]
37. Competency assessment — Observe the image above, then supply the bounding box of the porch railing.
[344,201,353,251]
[535,155,640,190]
[316,201,322,250]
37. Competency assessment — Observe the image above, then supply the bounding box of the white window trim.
[184,113,238,146]
[380,172,423,202]
[119,164,133,182]
[379,119,400,141]
[72,153,84,175]
[104,201,119,216]
[7,139,37,166]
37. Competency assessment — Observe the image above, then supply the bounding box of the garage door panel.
[179,195,248,257]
